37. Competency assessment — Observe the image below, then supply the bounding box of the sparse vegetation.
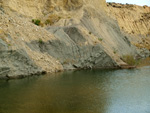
[143,5,148,8]
[121,55,139,66]
[45,19,51,25]
[122,55,150,67]
[38,39,44,44]
[94,41,98,44]
[98,38,103,41]
[113,48,118,54]
[45,14,61,25]
[32,19,41,26]
[89,31,92,34]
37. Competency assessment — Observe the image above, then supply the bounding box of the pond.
[0,66,150,113]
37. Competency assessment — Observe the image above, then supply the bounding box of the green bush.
[32,19,41,26]
[38,39,43,44]
[98,38,103,41]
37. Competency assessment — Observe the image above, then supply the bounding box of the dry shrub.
[45,14,61,25]
[122,55,138,66]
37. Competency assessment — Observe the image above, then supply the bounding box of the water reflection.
[0,67,150,113]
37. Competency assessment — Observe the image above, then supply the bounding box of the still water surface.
[0,66,150,113]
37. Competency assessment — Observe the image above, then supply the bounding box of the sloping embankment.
[0,0,149,79]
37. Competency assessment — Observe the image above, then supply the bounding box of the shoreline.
[0,65,142,80]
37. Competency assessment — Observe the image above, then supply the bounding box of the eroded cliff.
[107,3,150,57]
[0,0,149,78]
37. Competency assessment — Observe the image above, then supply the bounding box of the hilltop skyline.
[106,0,150,6]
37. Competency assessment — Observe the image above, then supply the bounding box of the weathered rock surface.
[107,3,150,58]
[0,0,149,78]
[107,3,150,36]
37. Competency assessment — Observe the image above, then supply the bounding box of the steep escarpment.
[107,3,150,36]
[0,0,149,78]
[2,0,106,18]
[107,3,150,57]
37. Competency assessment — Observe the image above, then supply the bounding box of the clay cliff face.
[2,0,106,18]
[107,3,150,36]
[107,3,150,52]
[0,0,149,78]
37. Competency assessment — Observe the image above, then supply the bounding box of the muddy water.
[0,66,150,113]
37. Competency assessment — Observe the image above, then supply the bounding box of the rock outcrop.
[107,3,150,58]
[0,0,149,78]
[107,3,150,36]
